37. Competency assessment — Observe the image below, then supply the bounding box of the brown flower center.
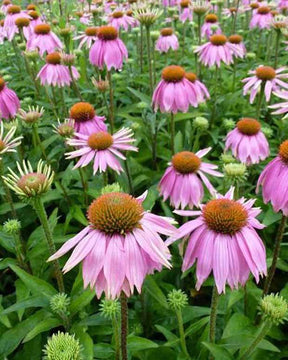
[185,72,197,83]
[75,11,83,17]
[97,25,118,40]
[161,27,173,36]
[15,17,30,28]
[34,24,51,34]
[70,102,95,123]
[172,151,201,174]
[279,140,288,163]
[180,0,190,8]
[126,10,133,16]
[29,10,39,19]
[0,20,4,27]
[229,7,237,13]
[17,173,47,195]
[237,118,261,135]
[0,78,6,91]
[203,199,248,235]
[46,52,61,65]
[205,13,218,23]
[257,6,270,14]
[210,34,227,45]
[271,10,279,16]
[87,192,144,234]
[0,139,5,151]
[228,34,242,44]
[27,4,36,10]
[255,66,276,81]
[162,65,185,82]
[250,2,259,9]
[112,11,124,18]
[85,26,98,36]
[7,5,21,14]
[87,132,113,150]
[3,0,11,6]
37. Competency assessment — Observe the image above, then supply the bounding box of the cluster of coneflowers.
[1,0,288,358]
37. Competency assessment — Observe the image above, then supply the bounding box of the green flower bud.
[43,332,82,360]
[193,116,209,131]
[2,74,12,82]
[137,101,149,110]
[167,289,188,311]
[50,293,70,315]
[223,118,235,131]
[24,49,39,60]
[246,52,256,59]
[260,294,288,325]
[221,153,237,164]
[3,219,21,235]
[99,299,120,319]
[224,163,247,182]
[261,126,273,138]
[101,183,122,195]
[22,96,33,104]
[73,49,83,57]
[150,30,160,41]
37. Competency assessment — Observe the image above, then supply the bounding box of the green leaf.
[0,309,47,357]
[127,336,159,353]
[23,317,62,343]
[0,296,11,328]
[185,316,210,337]
[128,87,151,104]
[70,288,95,315]
[9,264,57,297]
[222,313,251,339]
[155,325,178,343]
[15,279,30,321]
[0,295,50,315]
[93,343,115,359]
[143,276,168,309]
[202,342,233,360]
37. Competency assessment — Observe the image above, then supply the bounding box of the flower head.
[225,118,269,164]
[0,122,22,159]
[66,128,138,174]
[242,65,288,103]
[27,23,63,56]
[48,191,176,299]
[18,105,44,124]
[0,77,20,119]
[159,147,223,209]
[50,293,70,315]
[43,332,82,360]
[133,5,163,26]
[168,187,266,294]
[52,118,75,138]
[260,294,288,325]
[3,219,21,234]
[167,289,188,311]
[100,299,120,319]
[3,160,54,199]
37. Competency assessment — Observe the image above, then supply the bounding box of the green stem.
[107,71,114,133]
[32,197,65,293]
[263,215,287,296]
[197,14,202,45]
[209,286,220,344]
[124,157,133,195]
[232,0,240,33]
[256,83,265,119]
[0,161,17,218]
[274,30,281,69]
[192,129,201,153]
[170,112,175,155]
[69,66,83,101]
[59,87,67,117]
[140,25,144,73]
[175,309,191,359]
[145,25,153,95]
[32,124,48,161]
[78,167,88,206]
[112,315,121,360]
[120,293,128,360]
[239,321,271,360]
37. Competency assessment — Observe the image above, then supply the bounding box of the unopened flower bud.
[3,219,21,234]
[100,299,120,319]
[167,289,188,311]
[193,116,209,130]
[224,163,247,182]
[101,183,122,195]
[221,153,236,164]
[260,294,288,325]
[223,118,235,130]
[50,293,70,315]
[43,332,82,360]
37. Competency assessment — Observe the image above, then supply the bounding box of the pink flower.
[0,121,23,159]
[73,27,98,49]
[37,52,80,87]
[168,187,267,294]
[48,191,176,299]
[1,1,12,14]
[155,28,179,53]
[242,66,288,104]
[108,9,136,31]
[225,118,269,165]
[27,23,63,56]
[159,148,223,209]
[163,0,177,6]
[24,11,45,40]
[89,25,128,71]
[269,90,288,115]
[201,13,222,39]
[0,78,20,119]
[152,65,207,113]
[179,0,193,22]
[228,34,246,58]
[69,102,107,135]
[257,140,288,215]
[194,34,235,68]
[278,0,288,10]
[250,6,273,29]
[66,128,138,174]
[185,72,210,103]
[4,5,30,41]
